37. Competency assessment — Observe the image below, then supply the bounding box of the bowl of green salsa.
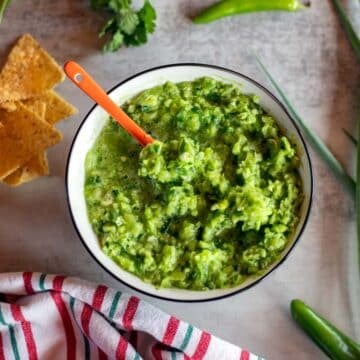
[66,64,313,302]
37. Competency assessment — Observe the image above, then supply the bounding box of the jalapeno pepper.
[291,299,360,360]
[193,0,309,24]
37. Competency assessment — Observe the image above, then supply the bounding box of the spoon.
[64,61,154,147]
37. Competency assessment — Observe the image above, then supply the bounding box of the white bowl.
[66,64,313,302]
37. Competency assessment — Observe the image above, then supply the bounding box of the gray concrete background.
[1,1,360,358]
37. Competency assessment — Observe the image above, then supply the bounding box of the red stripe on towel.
[93,285,107,311]
[81,285,107,338]
[240,349,250,360]
[23,272,34,294]
[162,316,180,345]
[53,275,66,291]
[94,286,108,358]
[10,304,38,360]
[0,332,5,360]
[192,332,211,360]
[80,303,92,337]
[122,297,139,330]
[51,277,76,360]
[116,336,128,360]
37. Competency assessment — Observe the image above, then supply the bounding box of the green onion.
[342,128,358,146]
[0,0,11,24]
[356,115,360,274]
[255,56,356,197]
[330,0,360,61]
[331,0,360,274]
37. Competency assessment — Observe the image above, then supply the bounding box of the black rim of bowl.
[65,63,314,303]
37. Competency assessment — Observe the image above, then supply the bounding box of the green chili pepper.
[193,0,309,24]
[291,299,360,360]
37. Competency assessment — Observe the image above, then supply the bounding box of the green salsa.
[84,77,302,290]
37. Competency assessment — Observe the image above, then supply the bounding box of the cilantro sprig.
[91,0,156,52]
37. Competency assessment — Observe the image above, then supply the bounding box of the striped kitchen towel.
[0,272,264,360]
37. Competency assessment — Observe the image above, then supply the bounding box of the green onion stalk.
[0,0,11,24]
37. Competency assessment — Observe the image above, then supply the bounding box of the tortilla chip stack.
[0,34,77,186]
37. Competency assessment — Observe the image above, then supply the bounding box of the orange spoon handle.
[64,61,154,147]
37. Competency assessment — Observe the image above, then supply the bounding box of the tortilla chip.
[0,34,64,103]
[3,101,49,186]
[22,100,46,119]
[0,101,17,112]
[22,90,77,125]
[3,153,49,186]
[0,103,62,179]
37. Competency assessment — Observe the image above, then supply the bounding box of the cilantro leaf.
[91,0,157,52]
[123,0,156,47]
[103,29,124,52]
[124,22,147,46]
[109,0,131,13]
[139,0,156,34]
[119,9,139,35]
